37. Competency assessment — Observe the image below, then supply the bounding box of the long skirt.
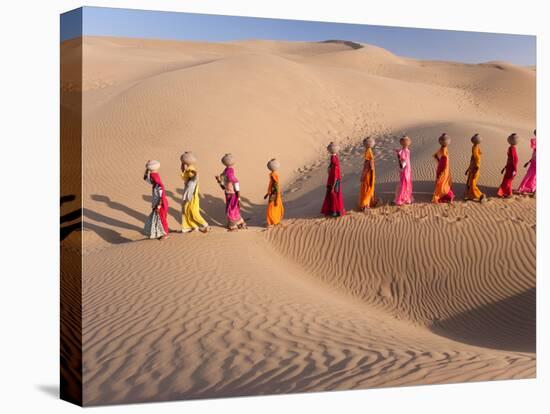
[358,170,376,209]
[465,169,484,200]
[267,198,284,226]
[518,162,536,194]
[321,186,345,217]
[225,192,244,228]
[182,192,208,232]
[144,210,167,239]
[497,172,515,197]
[394,170,413,205]
[433,176,455,203]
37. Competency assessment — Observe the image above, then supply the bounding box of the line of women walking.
[142,129,535,240]
[142,152,285,239]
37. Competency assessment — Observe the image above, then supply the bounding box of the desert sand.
[60,36,536,405]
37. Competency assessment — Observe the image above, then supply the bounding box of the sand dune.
[81,229,534,405]
[267,198,535,350]
[60,36,536,405]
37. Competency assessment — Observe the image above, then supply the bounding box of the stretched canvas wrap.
[60,6,536,406]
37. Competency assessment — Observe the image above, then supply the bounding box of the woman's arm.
[215,175,225,190]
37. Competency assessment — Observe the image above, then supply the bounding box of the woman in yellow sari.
[464,133,485,202]
[432,133,455,203]
[358,137,376,211]
[180,152,209,233]
[264,159,284,226]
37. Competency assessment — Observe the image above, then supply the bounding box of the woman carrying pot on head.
[321,142,345,217]
[143,160,169,240]
[264,158,285,227]
[215,154,247,231]
[180,151,209,233]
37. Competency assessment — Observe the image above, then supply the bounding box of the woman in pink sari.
[394,136,413,205]
[321,142,345,217]
[497,133,519,198]
[143,160,169,240]
[216,154,247,231]
[518,129,536,195]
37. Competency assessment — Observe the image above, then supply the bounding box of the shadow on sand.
[84,179,504,245]
[431,288,536,353]
[85,191,266,245]
[282,180,501,219]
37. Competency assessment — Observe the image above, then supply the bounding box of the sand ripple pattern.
[82,227,534,405]
[268,197,535,352]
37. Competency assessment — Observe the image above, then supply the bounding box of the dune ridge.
[267,197,535,352]
[59,36,536,405]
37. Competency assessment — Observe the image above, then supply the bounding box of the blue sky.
[61,6,536,65]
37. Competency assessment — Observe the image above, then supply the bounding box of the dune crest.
[59,36,536,405]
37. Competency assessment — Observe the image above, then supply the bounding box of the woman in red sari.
[321,142,345,217]
[497,133,519,198]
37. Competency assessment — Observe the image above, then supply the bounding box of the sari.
[221,167,244,229]
[358,148,376,209]
[394,147,413,205]
[181,166,209,232]
[497,145,518,197]
[321,154,345,217]
[518,137,536,194]
[465,144,484,201]
[266,171,284,225]
[432,146,455,203]
[144,172,169,238]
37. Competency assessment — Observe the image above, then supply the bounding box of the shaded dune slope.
[82,230,534,405]
[267,197,535,352]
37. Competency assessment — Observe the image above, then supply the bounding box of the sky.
[60,6,536,65]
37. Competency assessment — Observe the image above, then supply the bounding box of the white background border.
[0,0,546,412]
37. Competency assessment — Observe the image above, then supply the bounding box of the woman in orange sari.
[264,158,284,226]
[464,133,485,202]
[432,133,455,203]
[358,137,376,211]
